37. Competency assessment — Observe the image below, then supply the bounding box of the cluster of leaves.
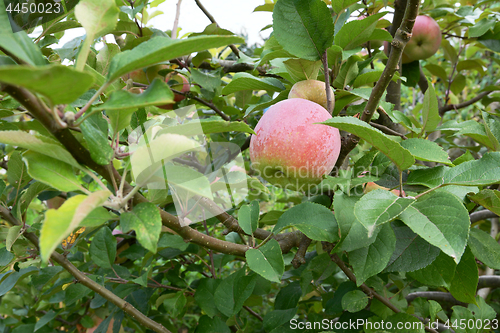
[0,0,499,332]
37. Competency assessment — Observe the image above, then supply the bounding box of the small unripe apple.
[249,98,341,192]
[288,79,334,110]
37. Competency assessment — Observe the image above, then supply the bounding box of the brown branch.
[243,306,263,321]
[194,0,240,58]
[369,122,408,139]
[438,91,492,116]
[477,275,500,289]
[171,88,230,121]
[334,0,420,171]
[470,209,498,223]
[406,291,467,306]
[291,235,312,268]
[322,51,334,115]
[329,253,438,333]
[0,205,172,333]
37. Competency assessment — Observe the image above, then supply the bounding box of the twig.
[322,51,334,115]
[444,44,464,107]
[171,88,231,121]
[470,210,499,223]
[438,91,492,116]
[194,0,240,58]
[291,235,312,268]
[171,0,182,39]
[406,291,467,306]
[244,306,263,321]
[369,122,408,139]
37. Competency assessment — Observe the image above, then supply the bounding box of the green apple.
[288,79,334,110]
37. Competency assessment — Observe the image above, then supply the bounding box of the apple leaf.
[80,112,114,165]
[468,189,500,216]
[283,58,322,82]
[331,0,359,14]
[0,131,80,168]
[399,191,470,263]
[443,152,500,186]
[120,202,162,253]
[354,189,415,236]
[321,116,415,170]
[400,138,453,166]
[482,111,500,151]
[0,65,94,105]
[222,72,285,95]
[89,227,116,269]
[23,151,82,192]
[421,82,441,134]
[157,119,256,136]
[408,251,456,288]
[107,35,244,82]
[406,166,448,188]
[273,202,339,243]
[272,0,334,61]
[335,13,386,51]
[449,247,478,304]
[246,239,284,283]
[468,228,500,270]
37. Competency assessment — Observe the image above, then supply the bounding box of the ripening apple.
[249,98,341,192]
[157,73,190,110]
[288,79,334,110]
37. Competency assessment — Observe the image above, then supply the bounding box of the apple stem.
[322,50,334,115]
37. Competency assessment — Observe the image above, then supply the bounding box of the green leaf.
[75,0,119,39]
[385,221,441,273]
[107,35,244,82]
[263,308,297,332]
[449,247,478,304]
[157,119,255,136]
[0,65,94,105]
[17,182,52,218]
[196,315,230,333]
[190,67,222,92]
[120,202,162,253]
[443,152,500,186]
[34,310,57,331]
[65,283,92,306]
[89,227,116,269]
[283,58,322,82]
[354,189,415,236]
[469,18,496,38]
[7,151,31,191]
[482,111,500,151]
[406,166,448,188]
[0,131,80,167]
[399,191,470,263]
[80,207,114,228]
[214,268,256,317]
[331,0,358,14]
[341,290,369,312]
[468,189,500,216]
[23,151,82,192]
[332,55,360,89]
[421,82,440,134]
[238,201,259,235]
[335,13,386,51]
[321,116,415,170]
[408,251,456,288]
[194,279,221,318]
[246,239,284,283]
[273,202,339,243]
[0,267,38,297]
[457,59,485,76]
[400,138,453,166]
[40,191,110,262]
[162,292,187,318]
[80,112,113,165]
[468,228,500,270]
[222,72,285,95]
[353,70,399,88]
[349,223,396,286]
[272,0,334,61]
[274,281,301,310]
[6,226,22,252]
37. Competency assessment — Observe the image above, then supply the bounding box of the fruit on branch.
[249,98,341,192]
[157,73,190,110]
[121,64,168,85]
[364,182,404,196]
[288,79,334,110]
[403,15,441,63]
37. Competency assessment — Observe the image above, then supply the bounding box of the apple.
[288,79,334,110]
[121,64,168,85]
[384,41,415,64]
[157,73,190,110]
[249,98,341,192]
[364,182,404,196]
[403,15,441,63]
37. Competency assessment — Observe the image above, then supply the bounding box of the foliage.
[0,0,499,332]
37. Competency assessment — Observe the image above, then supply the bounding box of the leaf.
[120,202,162,253]
[283,58,322,82]
[221,72,285,95]
[349,223,396,286]
[190,67,222,92]
[406,166,448,188]
[17,182,52,217]
[6,226,22,252]
[273,202,339,243]
[482,111,500,151]
[196,315,231,333]
[385,221,441,273]
[331,0,358,14]
[34,310,57,331]
[443,152,500,186]
[399,191,470,263]
[23,151,82,192]
[341,290,369,312]
[0,65,94,105]
[468,228,500,270]
[65,283,92,306]
[7,151,31,190]
[80,112,113,165]
[468,189,500,216]
[89,227,116,269]
[332,55,360,89]
[400,138,453,166]
[263,308,297,332]
[238,203,259,235]
[321,116,415,170]
[449,247,478,304]
[75,0,119,38]
[274,281,302,310]
[40,191,110,262]
[468,18,496,38]
[335,13,386,50]
[272,0,334,61]
[107,35,244,82]
[0,131,79,167]
[246,239,284,283]
[194,279,221,318]
[0,267,38,297]
[354,189,415,236]
[421,81,441,134]
[214,268,256,317]
[408,251,456,288]
[158,119,255,136]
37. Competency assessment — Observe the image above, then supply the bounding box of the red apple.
[403,15,441,63]
[288,79,334,110]
[249,98,341,191]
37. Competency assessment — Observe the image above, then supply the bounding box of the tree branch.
[470,209,499,223]
[438,91,492,116]
[370,122,408,139]
[0,205,172,333]
[334,0,420,171]
[406,291,467,306]
[322,50,334,115]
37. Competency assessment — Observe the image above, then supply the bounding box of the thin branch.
[171,88,230,121]
[470,209,499,223]
[322,51,333,115]
[369,122,408,139]
[0,205,172,333]
[171,0,182,39]
[406,291,467,306]
[334,0,420,172]
[291,235,312,268]
[438,91,492,116]
[194,0,240,58]
[244,306,263,322]
[477,275,500,289]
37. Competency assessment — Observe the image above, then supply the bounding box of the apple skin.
[384,41,415,64]
[249,98,341,191]
[288,79,334,110]
[404,15,441,63]
[157,73,190,110]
